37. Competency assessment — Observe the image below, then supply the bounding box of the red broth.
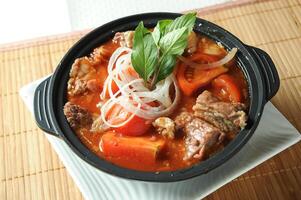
[67,36,249,172]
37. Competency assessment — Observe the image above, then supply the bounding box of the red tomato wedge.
[101,131,166,164]
[211,74,242,103]
[106,103,151,136]
[177,62,228,96]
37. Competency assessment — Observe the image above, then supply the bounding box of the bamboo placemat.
[1,0,301,199]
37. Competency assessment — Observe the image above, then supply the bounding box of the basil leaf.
[159,27,189,56]
[156,54,177,83]
[165,12,196,33]
[131,22,159,81]
[131,13,197,88]
[152,19,172,45]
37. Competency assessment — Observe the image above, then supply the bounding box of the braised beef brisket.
[63,102,93,130]
[67,58,99,96]
[152,117,176,139]
[193,90,247,133]
[175,112,225,160]
[176,90,247,160]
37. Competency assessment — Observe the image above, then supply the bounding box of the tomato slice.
[101,131,166,164]
[177,63,228,96]
[211,74,242,103]
[106,103,151,136]
[114,114,151,136]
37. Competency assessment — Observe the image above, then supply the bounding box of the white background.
[0,0,231,44]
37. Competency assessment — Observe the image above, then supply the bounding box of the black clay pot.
[33,12,280,182]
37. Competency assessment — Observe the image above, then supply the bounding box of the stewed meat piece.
[67,58,99,96]
[152,117,176,139]
[89,45,112,65]
[193,90,247,133]
[175,112,225,160]
[113,31,134,48]
[174,91,247,160]
[72,79,87,95]
[63,102,93,130]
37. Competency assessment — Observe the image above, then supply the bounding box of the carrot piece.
[177,63,228,96]
[100,132,166,164]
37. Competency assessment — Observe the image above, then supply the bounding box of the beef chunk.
[152,117,176,139]
[112,31,134,48]
[67,58,96,96]
[174,91,247,160]
[64,102,93,130]
[89,46,111,65]
[175,112,225,160]
[86,79,99,92]
[72,79,87,95]
[193,90,247,133]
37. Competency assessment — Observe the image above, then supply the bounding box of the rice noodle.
[178,47,238,69]
[99,47,180,128]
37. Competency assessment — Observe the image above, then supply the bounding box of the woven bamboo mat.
[1,0,301,199]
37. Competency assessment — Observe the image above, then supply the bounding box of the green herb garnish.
[131,13,197,89]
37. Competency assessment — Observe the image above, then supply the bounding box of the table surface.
[1,0,301,199]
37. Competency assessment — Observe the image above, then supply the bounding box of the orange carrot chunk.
[100,132,166,164]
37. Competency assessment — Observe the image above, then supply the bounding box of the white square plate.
[20,76,301,200]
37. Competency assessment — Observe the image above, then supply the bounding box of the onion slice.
[98,47,181,128]
[178,47,238,69]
